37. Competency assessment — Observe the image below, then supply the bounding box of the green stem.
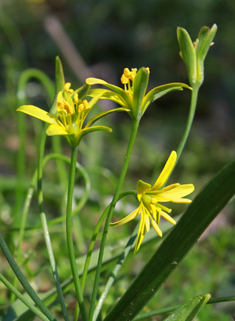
[12,69,54,302]
[88,119,139,321]
[0,274,51,321]
[67,147,87,321]
[93,223,138,321]
[14,69,54,225]
[41,213,71,321]
[175,85,199,166]
[74,190,136,321]
[0,232,57,321]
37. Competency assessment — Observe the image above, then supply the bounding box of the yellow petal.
[160,210,176,225]
[46,124,68,136]
[158,183,180,192]
[109,207,140,227]
[169,198,192,204]
[86,78,108,85]
[145,213,150,232]
[17,105,58,125]
[158,184,194,200]
[134,213,146,253]
[151,151,177,191]
[137,180,151,201]
[151,220,162,237]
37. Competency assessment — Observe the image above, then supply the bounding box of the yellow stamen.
[145,67,150,74]
[64,82,74,94]
[64,82,71,91]
[77,103,85,113]
[121,74,129,84]
[83,100,88,109]
[74,93,79,104]
[123,68,131,78]
[130,68,137,81]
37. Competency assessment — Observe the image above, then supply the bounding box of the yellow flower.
[110,151,194,253]
[17,83,115,147]
[86,67,191,121]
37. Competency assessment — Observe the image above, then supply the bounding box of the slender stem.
[41,213,71,321]
[175,85,199,166]
[0,274,51,321]
[164,85,199,186]
[67,147,87,321]
[82,190,137,293]
[93,224,138,321]
[0,231,57,321]
[88,119,139,321]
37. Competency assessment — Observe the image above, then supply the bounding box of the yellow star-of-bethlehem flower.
[17,83,114,148]
[86,67,191,120]
[110,151,194,253]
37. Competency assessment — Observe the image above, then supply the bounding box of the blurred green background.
[0,0,235,320]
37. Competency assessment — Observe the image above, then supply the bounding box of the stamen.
[123,68,131,78]
[74,93,79,104]
[64,83,71,91]
[121,74,129,84]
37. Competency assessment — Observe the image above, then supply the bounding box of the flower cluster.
[110,151,194,253]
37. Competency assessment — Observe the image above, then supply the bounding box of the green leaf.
[104,159,235,321]
[132,68,149,120]
[177,27,196,86]
[142,83,192,115]
[163,294,211,321]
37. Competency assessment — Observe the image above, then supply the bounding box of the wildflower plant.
[1,24,235,321]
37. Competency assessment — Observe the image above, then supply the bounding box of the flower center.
[120,67,150,95]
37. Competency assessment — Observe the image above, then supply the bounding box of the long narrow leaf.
[104,160,235,321]
[163,294,210,321]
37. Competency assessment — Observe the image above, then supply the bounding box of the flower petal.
[134,212,146,253]
[151,220,162,237]
[109,207,140,227]
[46,124,68,136]
[159,210,177,225]
[169,198,192,204]
[158,184,194,201]
[17,105,58,125]
[151,151,177,191]
[137,180,151,201]
[88,89,127,107]
[86,78,133,110]
[85,107,130,128]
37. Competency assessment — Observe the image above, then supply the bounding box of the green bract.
[86,67,191,121]
[177,24,217,87]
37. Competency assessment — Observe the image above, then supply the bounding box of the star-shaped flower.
[110,151,194,253]
[86,68,191,121]
[17,82,128,148]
